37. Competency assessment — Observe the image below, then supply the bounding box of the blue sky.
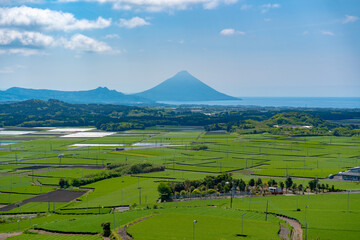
[0,0,359,97]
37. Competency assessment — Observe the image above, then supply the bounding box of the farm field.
[163,193,360,240]
[0,126,359,239]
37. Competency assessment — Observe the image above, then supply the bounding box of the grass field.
[163,193,360,240]
[6,234,102,240]
[0,127,359,239]
[127,208,280,240]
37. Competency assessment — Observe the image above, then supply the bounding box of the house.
[268,187,282,194]
[337,167,360,181]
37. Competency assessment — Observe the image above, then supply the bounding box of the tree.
[174,182,185,193]
[238,179,246,191]
[101,222,111,237]
[256,178,262,186]
[321,184,326,193]
[308,179,318,192]
[292,183,297,194]
[279,182,284,190]
[285,177,293,190]
[224,184,230,193]
[59,178,69,189]
[216,183,222,192]
[158,182,172,201]
[71,178,81,187]
[204,175,216,189]
[268,179,277,187]
[249,178,255,187]
[298,184,303,193]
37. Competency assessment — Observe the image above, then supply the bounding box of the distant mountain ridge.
[0,87,153,105]
[134,71,239,101]
[0,71,239,104]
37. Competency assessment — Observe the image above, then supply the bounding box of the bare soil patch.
[0,189,86,212]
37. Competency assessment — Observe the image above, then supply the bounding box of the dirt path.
[118,215,156,240]
[0,232,22,240]
[278,216,303,240]
[278,222,290,240]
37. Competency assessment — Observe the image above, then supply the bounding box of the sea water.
[159,97,360,108]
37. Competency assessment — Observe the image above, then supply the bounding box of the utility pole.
[230,184,235,208]
[347,190,351,213]
[113,208,116,230]
[304,205,308,240]
[193,220,197,240]
[248,194,251,211]
[241,213,245,235]
[265,200,269,221]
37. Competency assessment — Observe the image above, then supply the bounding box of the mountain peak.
[134,71,238,102]
[175,70,192,76]
[95,86,110,91]
[164,71,204,86]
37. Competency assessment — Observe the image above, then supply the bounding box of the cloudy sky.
[0,0,359,97]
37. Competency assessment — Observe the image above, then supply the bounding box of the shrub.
[59,178,69,189]
[191,189,201,195]
[207,189,215,194]
[71,178,81,187]
[101,222,111,237]
[158,182,173,201]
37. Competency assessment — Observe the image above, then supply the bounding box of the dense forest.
[1,99,359,136]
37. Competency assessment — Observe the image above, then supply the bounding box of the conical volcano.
[135,71,238,101]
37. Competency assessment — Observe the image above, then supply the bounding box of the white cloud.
[0,6,111,31]
[4,48,46,56]
[0,28,55,47]
[104,34,121,39]
[0,29,113,54]
[343,15,359,24]
[0,0,44,3]
[220,28,235,36]
[240,4,252,10]
[260,3,280,13]
[118,17,150,28]
[321,31,334,36]
[61,34,112,53]
[59,0,237,12]
[220,28,245,36]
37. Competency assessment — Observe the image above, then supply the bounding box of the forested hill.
[265,112,328,127]
[0,87,153,105]
[0,99,359,136]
